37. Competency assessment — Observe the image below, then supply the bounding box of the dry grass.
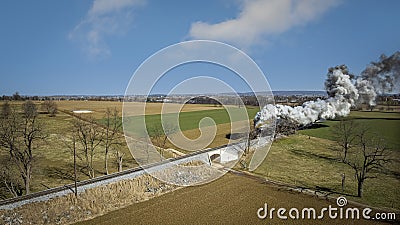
[0,160,223,224]
[57,101,219,119]
[0,174,177,225]
[0,108,137,198]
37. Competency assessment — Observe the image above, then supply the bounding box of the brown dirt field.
[57,101,219,119]
[75,173,392,225]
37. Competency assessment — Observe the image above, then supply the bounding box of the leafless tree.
[73,117,104,179]
[1,101,11,119]
[103,107,122,174]
[41,100,58,117]
[149,123,177,159]
[22,100,37,118]
[0,158,24,198]
[337,124,390,197]
[0,102,46,194]
[244,125,257,155]
[332,119,358,161]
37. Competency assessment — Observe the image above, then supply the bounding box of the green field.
[298,111,400,149]
[250,110,400,209]
[123,106,259,137]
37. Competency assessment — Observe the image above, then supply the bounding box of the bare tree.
[332,119,358,161]
[244,125,257,155]
[149,123,177,159]
[22,100,37,118]
[337,124,390,197]
[41,100,58,117]
[103,107,122,175]
[1,101,11,119]
[73,117,103,179]
[0,158,24,198]
[0,102,46,194]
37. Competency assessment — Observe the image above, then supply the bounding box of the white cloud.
[189,0,341,48]
[69,0,145,58]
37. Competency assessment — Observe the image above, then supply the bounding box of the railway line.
[0,142,237,210]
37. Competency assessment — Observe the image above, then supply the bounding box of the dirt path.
[75,173,394,225]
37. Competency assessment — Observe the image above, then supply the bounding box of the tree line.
[0,100,124,199]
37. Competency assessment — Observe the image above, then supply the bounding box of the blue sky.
[0,0,399,96]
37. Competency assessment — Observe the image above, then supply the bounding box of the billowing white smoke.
[355,78,377,106]
[255,52,399,130]
[255,69,358,127]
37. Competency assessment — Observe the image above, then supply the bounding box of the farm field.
[0,101,257,198]
[250,110,400,209]
[298,111,400,149]
[0,102,137,198]
[251,134,400,209]
[1,100,399,216]
[75,106,399,224]
[76,173,391,225]
[123,106,259,137]
[57,100,221,119]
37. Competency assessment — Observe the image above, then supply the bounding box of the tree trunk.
[24,174,30,195]
[24,163,32,195]
[341,173,345,193]
[118,159,123,172]
[357,180,363,197]
[90,152,95,179]
[25,179,30,195]
[117,150,123,172]
[105,149,109,175]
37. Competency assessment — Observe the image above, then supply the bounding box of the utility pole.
[73,135,77,197]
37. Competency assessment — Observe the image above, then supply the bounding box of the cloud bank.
[189,0,340,48]
[69,0,145,58]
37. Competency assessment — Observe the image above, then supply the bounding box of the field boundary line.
[226,168,400,215]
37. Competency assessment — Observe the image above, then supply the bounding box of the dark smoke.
[255,51,400,130]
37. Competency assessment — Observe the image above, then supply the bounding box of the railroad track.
[0,142,237,210]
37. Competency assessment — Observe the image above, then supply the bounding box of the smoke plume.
[360,51,400,94]
[255,51,400,129]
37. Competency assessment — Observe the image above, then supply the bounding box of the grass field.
[76,173,392,225]
[250,134,400,209]
[11,111,136,193]
[0,102,137,198]
[123,106,259,137]
[250,110,400,209]
[298,111,400,149]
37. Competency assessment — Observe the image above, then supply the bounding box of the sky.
[0,0,399,96]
